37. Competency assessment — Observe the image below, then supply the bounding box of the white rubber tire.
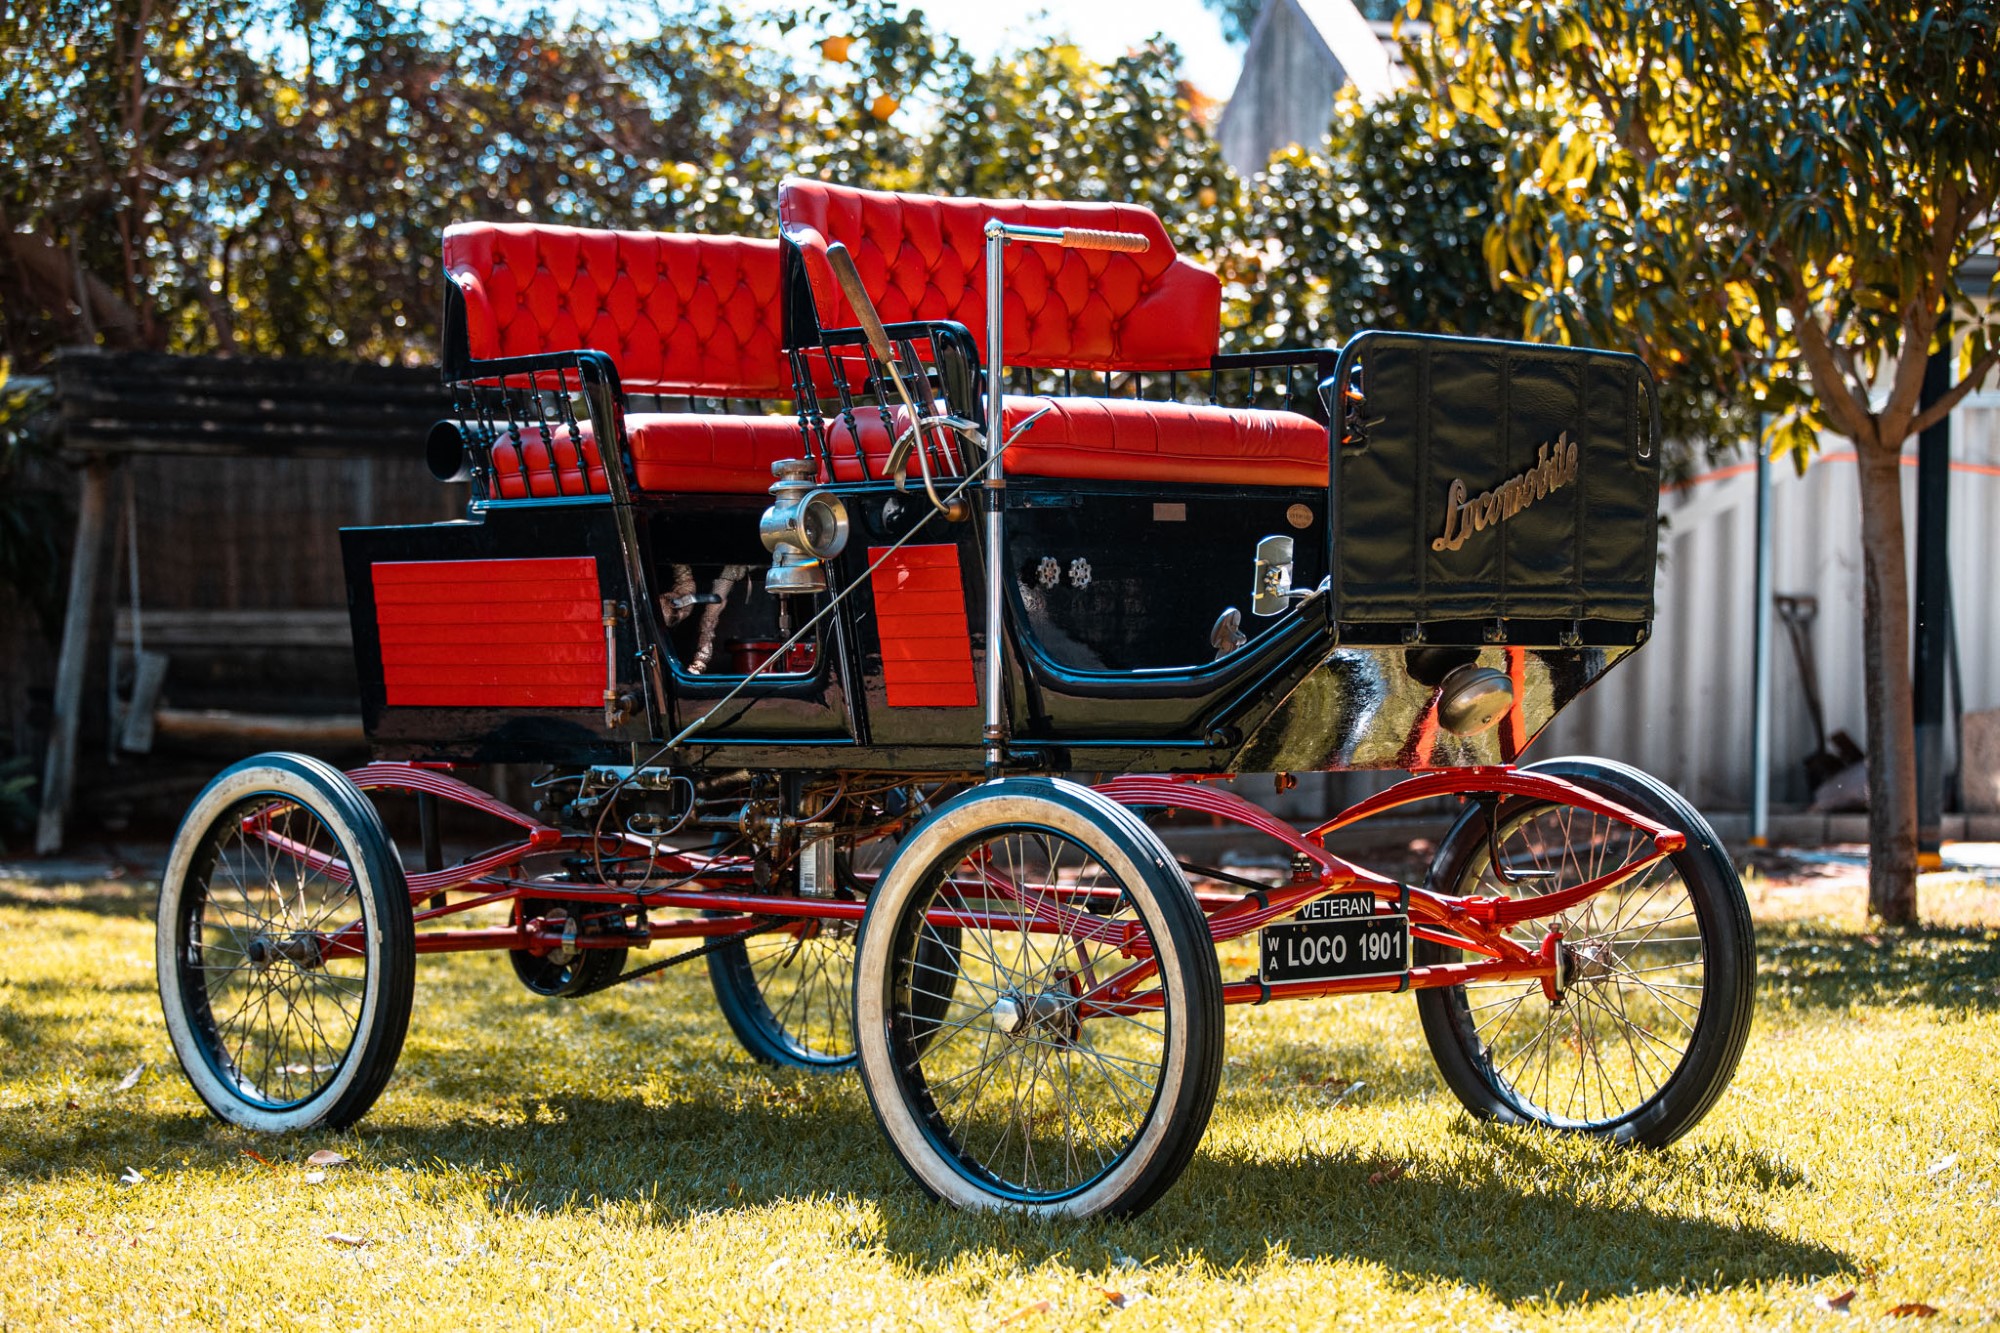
[852,776,1222,1218]
[157,753,414,1133]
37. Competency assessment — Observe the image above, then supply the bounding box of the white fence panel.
[1539,400,2000,809]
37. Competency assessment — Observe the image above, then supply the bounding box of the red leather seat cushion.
[779,180,1222,373]
[444,224,787,398]
[489,414,807,498]
[821,397,1328,488]
[489,398,1324,498]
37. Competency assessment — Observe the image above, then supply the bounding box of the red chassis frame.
[268,762,1685,1010]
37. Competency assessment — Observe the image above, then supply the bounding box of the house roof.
[1272,0,1398,102]
[1217,0,1400,175]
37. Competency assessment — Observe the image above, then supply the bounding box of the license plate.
[1259,892,1409,984]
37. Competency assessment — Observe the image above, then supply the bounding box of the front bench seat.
[445,222,804,497]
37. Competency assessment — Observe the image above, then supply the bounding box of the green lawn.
[1,869,1996,1330]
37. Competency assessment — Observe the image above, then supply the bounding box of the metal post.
[1913,343,1952,867]
[418,789,446,910]
[36,459,113,854]
[982,221,1008,772]
[1749,423,1774,847]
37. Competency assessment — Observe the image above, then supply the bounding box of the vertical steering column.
[982,222,1009,773]
[976,220,1152,774]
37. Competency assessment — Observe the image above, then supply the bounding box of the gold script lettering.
[1431,432,1580,553]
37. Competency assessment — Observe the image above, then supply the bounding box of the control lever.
[823,243,967,521]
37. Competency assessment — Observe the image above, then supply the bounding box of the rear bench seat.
[443,222,806,497]
[776,180,1330,487]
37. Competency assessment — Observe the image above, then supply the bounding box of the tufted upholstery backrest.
[444,223,788,397]
[778,179,1222,373]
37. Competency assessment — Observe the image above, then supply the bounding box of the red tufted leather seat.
[779,180,1220,373]
[484,417,813,499]
[814,398,1327,488]
[445,222,800,495]
[778,181,1327,486]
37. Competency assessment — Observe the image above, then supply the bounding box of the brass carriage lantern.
[760,458,851,595]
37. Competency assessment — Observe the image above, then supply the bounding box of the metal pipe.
[983,220,1008,771]
[1750,417,1774,847]
[1914,342,1953,865]
[35,459,111,854]
[1083,957,1559,1014]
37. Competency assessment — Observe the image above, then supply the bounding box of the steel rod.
[1750,416,1774,847]
[982,220,1008,772]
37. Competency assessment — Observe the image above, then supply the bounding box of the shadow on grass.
[1,1071,1851,1307]
[1756,920,1999,1012]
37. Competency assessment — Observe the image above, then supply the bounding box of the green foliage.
[1407,0,2000,462]
[916,39,1234,222]
[1223,89,1525,350]
[1214,89,1729,471]
[0,1,1236,368]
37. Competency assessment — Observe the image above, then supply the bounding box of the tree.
[915,38,1234,225]
[2,0,1236,367]
[1212,88,1743,474]
[1223,89,1527,349]
[1411,0,2000,922]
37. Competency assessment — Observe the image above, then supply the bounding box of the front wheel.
[853,777,1223,1218]
[157,753,416,1133]
[1414,756,1755,1147]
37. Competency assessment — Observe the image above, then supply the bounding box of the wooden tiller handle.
[1060,228,1151,254]
[823,242,902,369]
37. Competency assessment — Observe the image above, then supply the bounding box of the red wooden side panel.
[372,557,605,708]
[870,544,977,708]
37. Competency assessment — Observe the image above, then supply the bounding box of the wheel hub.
[990,989,1080,1044]
[245,931,325,971]
[1565,938,1618,985]
[1560,932,1624,984]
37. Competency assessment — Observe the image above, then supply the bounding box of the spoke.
[1577,987,1690,1069]
[1473,983,1541,1054]
[1612,973,1701,1029]
[897,823,1170,1198]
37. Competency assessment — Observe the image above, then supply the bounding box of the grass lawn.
[1,863,1996,1330]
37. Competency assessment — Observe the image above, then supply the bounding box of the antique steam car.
[156,180,1754,1219]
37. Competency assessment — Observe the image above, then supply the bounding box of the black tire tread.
[1413,755,1753,1148]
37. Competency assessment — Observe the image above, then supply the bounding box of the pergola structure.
[32,349,449,853]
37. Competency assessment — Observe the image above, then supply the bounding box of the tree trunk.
[1854,441,1919,923]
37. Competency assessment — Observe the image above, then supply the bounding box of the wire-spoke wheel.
[157,753,415,1133]
[854,778,1222,1218]
[1415,757,1754,1146]
[709,833,958,1070]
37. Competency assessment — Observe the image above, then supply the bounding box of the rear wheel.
[708,833,960,1070]
[1414,757,1754,1146]
[854,778,1223,1218]
[157,753,415,1133]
